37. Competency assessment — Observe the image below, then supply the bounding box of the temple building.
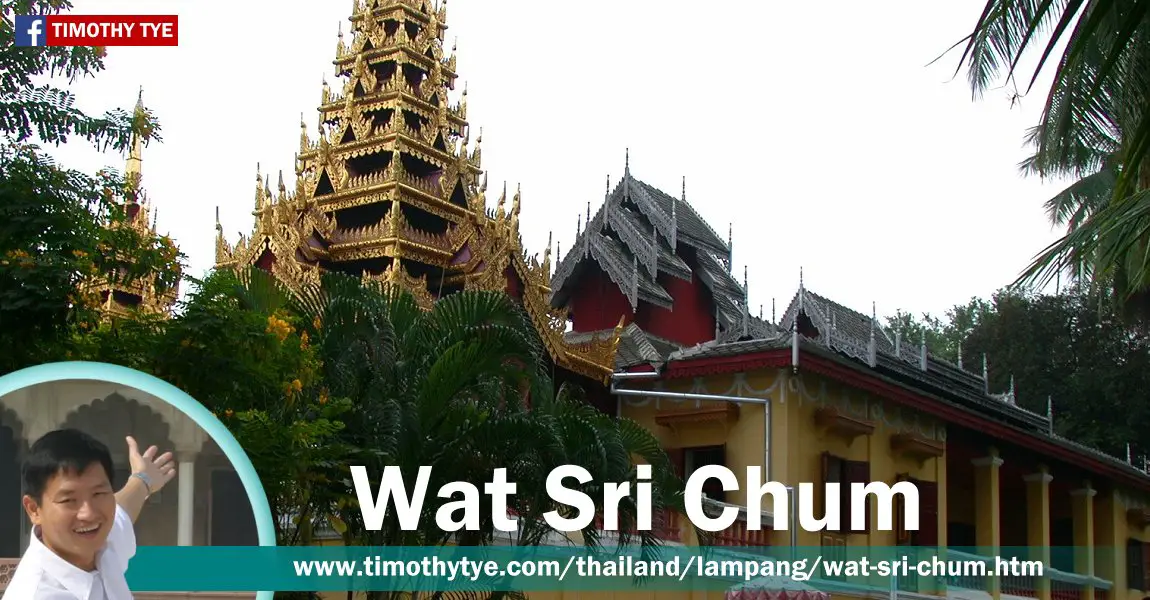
[0,93,251,599]
[212,0,619,390]
[81,91,181,322]
[210,2,1150,600]
[553,162,1150,600]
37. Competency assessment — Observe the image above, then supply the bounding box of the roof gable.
[549,163,753,338]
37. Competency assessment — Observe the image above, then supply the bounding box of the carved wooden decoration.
[655,402,740,434]
[814,405,875,443]
[1128,507,1150,528]
[891,432,945,463]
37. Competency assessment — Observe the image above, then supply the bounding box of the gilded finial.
[474,171,488,220]
[625,147,629,174]
[613,314,628,354]
[543,230,553,275]
[496,182,506,219]
[387,200,402,233]
[512,183,521,216]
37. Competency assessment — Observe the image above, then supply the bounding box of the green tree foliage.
[70,268,354,548]
[255,268,687,554]
[944,0,1150,318]
[886,285,1150,458]
[0,0,182,373]
[78,266,689,580]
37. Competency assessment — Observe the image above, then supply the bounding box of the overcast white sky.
[44,0,1069,323]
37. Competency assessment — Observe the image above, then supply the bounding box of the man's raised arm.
[115,436,177,523]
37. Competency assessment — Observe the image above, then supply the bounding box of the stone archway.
[0,407,24,558]
[61,393,178,546]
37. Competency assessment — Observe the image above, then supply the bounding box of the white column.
[176,453,196,546]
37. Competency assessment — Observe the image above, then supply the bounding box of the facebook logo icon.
[15,16,46,46]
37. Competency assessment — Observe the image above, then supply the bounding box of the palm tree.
[228,267,691,600]
[944,0,1150,317]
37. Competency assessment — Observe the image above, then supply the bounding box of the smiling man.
[5,429,177,599]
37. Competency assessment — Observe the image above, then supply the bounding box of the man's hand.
[116,436,177,522]
[126,435,177,495]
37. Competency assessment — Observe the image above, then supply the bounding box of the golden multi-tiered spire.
[84,89,181,321]
[215,0,621,382]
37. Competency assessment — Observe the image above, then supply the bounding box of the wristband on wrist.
[131,472,153,496]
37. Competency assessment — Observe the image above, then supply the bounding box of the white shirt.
[3,505,137,599]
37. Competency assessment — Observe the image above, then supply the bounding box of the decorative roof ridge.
[666,331,790,362]
[624,173,728,255]
[777,284,1062,432]
[1048,432,1150,480]
[620,323,668,364]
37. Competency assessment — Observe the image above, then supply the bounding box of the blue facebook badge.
[15,16,47,46]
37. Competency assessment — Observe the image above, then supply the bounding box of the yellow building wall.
[312,367,1150,600]
[618,370,945,549]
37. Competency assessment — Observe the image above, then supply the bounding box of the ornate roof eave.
[465,204,619,384]
[361,257,436,309]
[549,232,674,311]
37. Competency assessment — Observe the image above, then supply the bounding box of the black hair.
[22,429,115,501]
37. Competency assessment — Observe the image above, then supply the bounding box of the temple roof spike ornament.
[727,223,733,269]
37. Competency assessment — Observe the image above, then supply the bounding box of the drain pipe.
[610,372,797,553]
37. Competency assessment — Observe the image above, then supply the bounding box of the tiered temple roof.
[213,0,620,383]
[549,157,776,368]
[83,91,180,321]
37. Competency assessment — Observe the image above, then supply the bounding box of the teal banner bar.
[123,546,1114,592]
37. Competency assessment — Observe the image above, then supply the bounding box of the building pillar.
[176,452,196,546]
[1071,482,1096,600]
[934,435,949,597]
[973,450,1003,600]
[1025,467,1053,600]
[1094,489,1124,595]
